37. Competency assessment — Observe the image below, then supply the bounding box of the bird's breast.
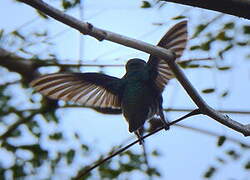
[121,82,156,114]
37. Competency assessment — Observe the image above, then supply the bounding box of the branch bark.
[162,0,250,20]
[0,48,39,82]
[18,0,250,136]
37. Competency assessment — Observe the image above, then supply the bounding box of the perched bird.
[31,21,188,144]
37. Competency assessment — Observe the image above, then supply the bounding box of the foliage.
[0,0,250,179]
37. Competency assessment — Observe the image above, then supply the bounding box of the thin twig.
[174,124,250,148]
[74,109,201,179]
[35,57,214,68]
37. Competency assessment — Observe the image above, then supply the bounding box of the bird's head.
[125,58,146,72]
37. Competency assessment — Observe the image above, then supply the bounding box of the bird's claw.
[138,137,144,145]
[162,122,170,131]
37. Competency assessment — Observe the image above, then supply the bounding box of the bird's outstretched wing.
[147,20,188,92]
[30,73,123,109]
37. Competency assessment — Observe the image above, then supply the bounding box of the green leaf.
[218,66,231,71]
[202,88,215,94]
[243,25,250,34]
[202,65,213,69]
[200,41,212,51]
[152,150,160,156]
[204,166,216,178]
[0,29,4,40]
[172,15,186,20]
[13,164,26,178]
[187,64,200,68]
[221,91,229,98]
[62,0,81,10]
[141,1,151,8]
[240,143,249,148]
[81,144,89,151]
[244,161,250,169]
[49,132,63,140]
[190,45,200,51]
[36,10,48,19]
[226,150,240,160]
[216,157,226,164]
[12,129,21,137]
[66,149,75,164]
[218,44,233,58]
[147,167,161,177]
[12,30,25,40]
[62,0,72,9]
[193,24,208,38]
[217,136,226,147]
[216,31,232,41]
[223,22,235,29]
[237,41,248,46]
[34,31,48,37]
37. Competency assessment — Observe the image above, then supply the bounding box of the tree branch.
[20,0,175,61]
[0,48,39,82]
[18,0,250,136]
[162,0,250,20]
[165,108,250,115]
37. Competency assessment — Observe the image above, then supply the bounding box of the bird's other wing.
[147,20,188,92]
[30,73,123,109]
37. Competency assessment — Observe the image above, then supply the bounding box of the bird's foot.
[163,123,170,130]
[160,120,170,131]
[138,137,144,145]
[135,131,144,145]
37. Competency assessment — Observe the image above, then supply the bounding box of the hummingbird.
[31,21,188,144]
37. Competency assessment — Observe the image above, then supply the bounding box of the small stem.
[74,109,200,180]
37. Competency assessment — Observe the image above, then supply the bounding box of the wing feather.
[147,20,188,92]
[31,73,123,109]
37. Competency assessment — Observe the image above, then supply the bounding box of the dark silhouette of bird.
[30,21,188,144]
